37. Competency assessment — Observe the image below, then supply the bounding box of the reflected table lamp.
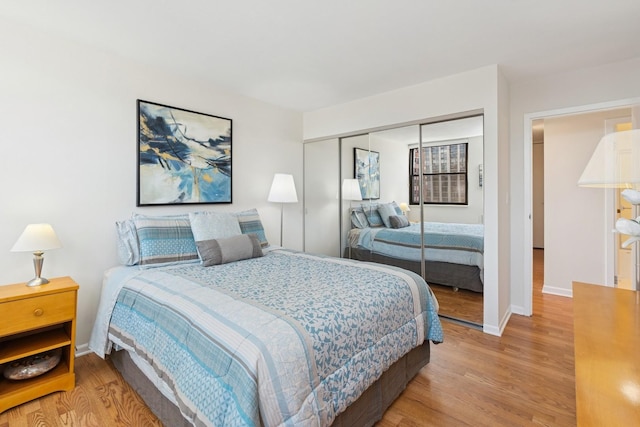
[11,223,62,287]
[268,173,298,246]
[342,178,363,207]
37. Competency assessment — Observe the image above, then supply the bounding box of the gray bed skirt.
[109,342,431,426]
[346,247,483,293]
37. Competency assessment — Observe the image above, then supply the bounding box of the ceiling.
[2,1,639,112]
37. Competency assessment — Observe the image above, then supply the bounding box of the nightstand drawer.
[0,292,75,336]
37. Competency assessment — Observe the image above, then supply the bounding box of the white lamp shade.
[268,173,298,203]
[342,179,363,201]
[11,224,62,252]
[578,129,640,188]
[399,202,411,213]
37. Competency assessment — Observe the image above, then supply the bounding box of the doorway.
[525,101,639,308]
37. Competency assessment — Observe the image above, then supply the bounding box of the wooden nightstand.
[0,276,78,413]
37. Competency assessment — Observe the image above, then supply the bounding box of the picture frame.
[354,147,380,200]
[137,100,232,206]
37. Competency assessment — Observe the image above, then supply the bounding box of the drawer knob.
[33,308,44,317]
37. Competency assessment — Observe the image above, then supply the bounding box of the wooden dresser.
[0,277,78,413]
[572,281,640,426]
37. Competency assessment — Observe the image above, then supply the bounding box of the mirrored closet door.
[418,116,484,326]
[303,114,484,327]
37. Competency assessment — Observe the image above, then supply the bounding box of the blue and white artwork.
[354,147,380,200]
[137,100,232,205]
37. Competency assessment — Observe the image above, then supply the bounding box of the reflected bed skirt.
[346,247,483,293]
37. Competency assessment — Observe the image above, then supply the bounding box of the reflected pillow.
[389,215,410,229]
[362,204,384,227]
[377,202,403,228]
[350,207,369,229]
[196,234,264,266]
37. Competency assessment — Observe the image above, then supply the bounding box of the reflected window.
[410,142,468,204]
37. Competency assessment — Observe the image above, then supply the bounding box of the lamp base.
[26,277,49,287]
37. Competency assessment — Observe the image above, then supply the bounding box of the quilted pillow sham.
[132,214,199,268]
[196,234,264,266]
[115,219,140,266]
[189,211,242,241]
[235,208,269,247]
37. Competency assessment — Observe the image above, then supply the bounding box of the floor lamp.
[578,129,640,290]
[342,178,363,258]
[268,173,298,246]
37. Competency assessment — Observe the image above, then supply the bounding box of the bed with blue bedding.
[90,248,442,426]
[347,221,484,292]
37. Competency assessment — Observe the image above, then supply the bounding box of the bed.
[346,204,484,293]
[89,210,443,427]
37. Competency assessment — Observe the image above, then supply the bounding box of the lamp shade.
[399,202,411,213]
[11,224,62,252]
[578,129,640,188]
[268,173,298,203]
[342,179,363,201]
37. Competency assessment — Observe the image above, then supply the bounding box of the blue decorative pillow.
[362,204,384,227]
[377,202,404,228]
[350,207,370,229]
[235,208,269,247]
[132,214,199,268]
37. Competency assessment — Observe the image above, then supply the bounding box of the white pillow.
[189,211,242,241]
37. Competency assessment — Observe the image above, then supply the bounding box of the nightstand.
[0,276,78,413]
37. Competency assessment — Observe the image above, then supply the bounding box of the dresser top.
[573,281,640,425]
[0,276,78,302]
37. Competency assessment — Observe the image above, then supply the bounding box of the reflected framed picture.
[354,147,380,200]
[137,100,232,206]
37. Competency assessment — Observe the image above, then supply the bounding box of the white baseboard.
[484,307,512,336]
[510,304,527,315]
[75,342,91,357]
[542,285,573,298]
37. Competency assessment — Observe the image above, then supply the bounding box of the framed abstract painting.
[354,147,380,200]
[137,100,232,206]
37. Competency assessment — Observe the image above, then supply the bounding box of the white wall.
[304,65,510,335]
[510,57,640,312]
[0,18,303,351]
[543,111,628,294]
[416,136,484,224]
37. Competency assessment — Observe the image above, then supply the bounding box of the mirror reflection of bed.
[340,116,484,327]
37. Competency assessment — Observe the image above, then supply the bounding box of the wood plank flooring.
[1,249,576,426]
[429,284,483,326]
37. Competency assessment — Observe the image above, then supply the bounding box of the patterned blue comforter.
[353,222,484,280]
[89,250,442,427]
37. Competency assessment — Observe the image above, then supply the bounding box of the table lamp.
[11,223,62,286]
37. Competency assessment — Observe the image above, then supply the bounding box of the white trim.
[75,342,91,357]
[510,304,527,316]
[522,97,640,317]
[541,285,573,298]
[483,307,511,336]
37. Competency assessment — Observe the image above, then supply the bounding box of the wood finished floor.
[429,284,483,326]
[1,249,575,426]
